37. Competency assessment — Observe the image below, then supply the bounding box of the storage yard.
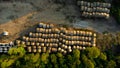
[0,0,120,51]
[0,0,120,68]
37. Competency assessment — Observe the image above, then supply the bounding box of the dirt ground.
[73,17,120,33]
[0,0,120,43]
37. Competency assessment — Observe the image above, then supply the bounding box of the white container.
[3,31,9,36]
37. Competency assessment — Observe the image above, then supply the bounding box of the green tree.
[20,53,40,68]
[99,53,107,61]
[0,45,26,68]
[56,53,65,68]
[82,55,94,68]
[0,56,17,68]
[50,54,57,64]
[71,49,81,68]
[72,49,80,60]
[66,55,72,67]
[97,34,114,51]
[8,46,26,57]
[86,47,100,59]
[116,32,120,45]
[115,56,120,68]
[30,53,40,67]
[50,54,58,68]
[41,52,49,64]
[106,60,116,68]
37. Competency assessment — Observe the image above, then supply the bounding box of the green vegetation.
[111,0,120,24]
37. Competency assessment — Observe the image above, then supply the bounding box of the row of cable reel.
[22,39,96,48]
[81,12,109,19]
[0,43,13,53]
[29,32,59,39]
[60,27,93,37]
[22,37,59,43]
[22,34,93,43]
[58,42,88,54]
[27,45,58,53]
[80,6,110,13]
[36,28,60,34]
[77,1,111,8]
[16,39,58,53]
[0,47,10,53]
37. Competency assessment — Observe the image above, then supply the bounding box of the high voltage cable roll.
[14,23,97,54]
[77,1,111,19]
